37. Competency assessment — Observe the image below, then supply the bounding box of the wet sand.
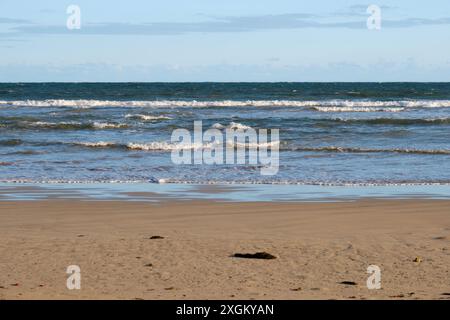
[0,199,449,300]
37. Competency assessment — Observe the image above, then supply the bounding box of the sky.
[0,0,449,82]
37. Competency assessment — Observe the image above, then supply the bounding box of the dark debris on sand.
[232,252,277,260]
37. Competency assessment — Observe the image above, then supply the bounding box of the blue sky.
[0,0,449,81]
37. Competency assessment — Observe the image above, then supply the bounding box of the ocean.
[1,82,450,186]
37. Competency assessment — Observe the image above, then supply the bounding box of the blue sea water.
[1,82,450,186]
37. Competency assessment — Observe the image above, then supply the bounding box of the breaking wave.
[2,99,450,109]
[6,139,447,156]
[74,139,280,151]
[92,122,127,129]
[125,114,172,121]
[212,122,254,130]
[74,141,119,148]
[312,107,405,112]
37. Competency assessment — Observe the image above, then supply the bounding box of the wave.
[328,117,450,125]
[92,122,127,129]
[74,139,280,151]
[3,179,450,187]
[0,179,149,184]
[127,140,280,151]
[126,142,203,151]
[214,118,450,126]
[212,122,253,130]
[228,122,253,130]
[146,179,450,187]
[287,146,450,155]
[0,139,23,146]
[5,150,44,155]
[0,121,128,130]
[75,141,215,151]
[229,140,280,148]
[125,114,172,121]
[312,107,405,112]
[2,99,450,109]
[211,123,226,129]
[4,138,447,155]
[74,141,120,148]
[4,118,449,130]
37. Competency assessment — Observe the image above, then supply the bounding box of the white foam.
[2,178,450,186]
[126,142,208,151]
[228,122,253,130]
[212,122,253,130]
[126,139,278,151]
[75,141,117,148]
[31,121,79,126]
[313,107,405,112]
[211,123,226,129]
[227,140,280,148]
[2,99,450,109]
[92,122,127,129]
[125,114,172,121]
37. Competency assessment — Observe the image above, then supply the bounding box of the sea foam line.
[2,99,450,109]
[72,141,449,155]
[2,178,450,187]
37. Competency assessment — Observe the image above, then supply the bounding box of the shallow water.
[1,183,450,202]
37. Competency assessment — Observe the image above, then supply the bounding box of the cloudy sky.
[1,0,449,81]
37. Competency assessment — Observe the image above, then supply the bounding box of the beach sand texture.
[0,199,449,300]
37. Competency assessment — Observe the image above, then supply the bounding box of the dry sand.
[0,199,449,300]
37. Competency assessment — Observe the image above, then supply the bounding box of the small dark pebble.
[77,235,85,237]
[149,236,164,239]
[441,293,450,296]
[136,256,142,259]
[339,281,357,286]
[390,294,405,298]
[290,287,302,291]
[144,263,153,267]
[433,236,446,240]
[164,287,174,290]
[10,283,19,287]
[232,252,276,260]
[413,257,422,263]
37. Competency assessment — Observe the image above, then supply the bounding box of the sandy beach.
[0,199,449,300]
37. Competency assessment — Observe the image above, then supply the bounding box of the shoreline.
[1,183,450,202]
[0,199,449,299]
